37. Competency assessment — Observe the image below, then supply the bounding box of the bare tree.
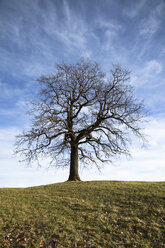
[15,59,146,181]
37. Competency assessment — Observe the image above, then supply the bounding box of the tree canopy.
[15,59,146,181]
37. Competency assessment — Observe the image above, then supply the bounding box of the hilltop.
[0,181,164,247]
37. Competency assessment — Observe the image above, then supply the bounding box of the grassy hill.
[0,181,164,247]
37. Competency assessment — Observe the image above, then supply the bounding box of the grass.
[0,181,164,247]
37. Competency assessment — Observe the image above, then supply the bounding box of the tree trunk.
[68,144,81,181]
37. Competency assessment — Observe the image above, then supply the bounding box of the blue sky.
[0,0,165,187]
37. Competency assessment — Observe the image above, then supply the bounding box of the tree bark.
[68,144,81,181]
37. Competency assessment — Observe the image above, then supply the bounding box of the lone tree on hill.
[15,59,146,181]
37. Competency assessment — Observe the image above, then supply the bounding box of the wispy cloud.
[123,0,146,18]
[0,0,165,186]
[129,1,165,60]
[140,15,160,37]
[139,2,165,37]
[131,59,163,88]
[0,0,93,80]
[96,19,121,52]
[129,59,164,114]
[0,81,25,98]
[144,60,163,74]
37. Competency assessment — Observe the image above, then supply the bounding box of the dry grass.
[0,181,164,247]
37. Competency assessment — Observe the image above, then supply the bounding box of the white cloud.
[94,18,121,52]
[96,19,121,30]
[0,116,165,187]
[0,81,30,124]
[140,16,160,36]
[135,1,165,59]
[139,2,164,37]
[81,116,165,182]
[0,81,25,98]
[0,0,93,80]
[52,0,90,54]
[0,0,165,186]
[144,60,162,74]
[129,60,165,113]
[131,60,163,88]
[0,127,67,187]
[0,127,19,157]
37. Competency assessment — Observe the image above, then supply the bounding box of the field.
[0,181,164,247]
